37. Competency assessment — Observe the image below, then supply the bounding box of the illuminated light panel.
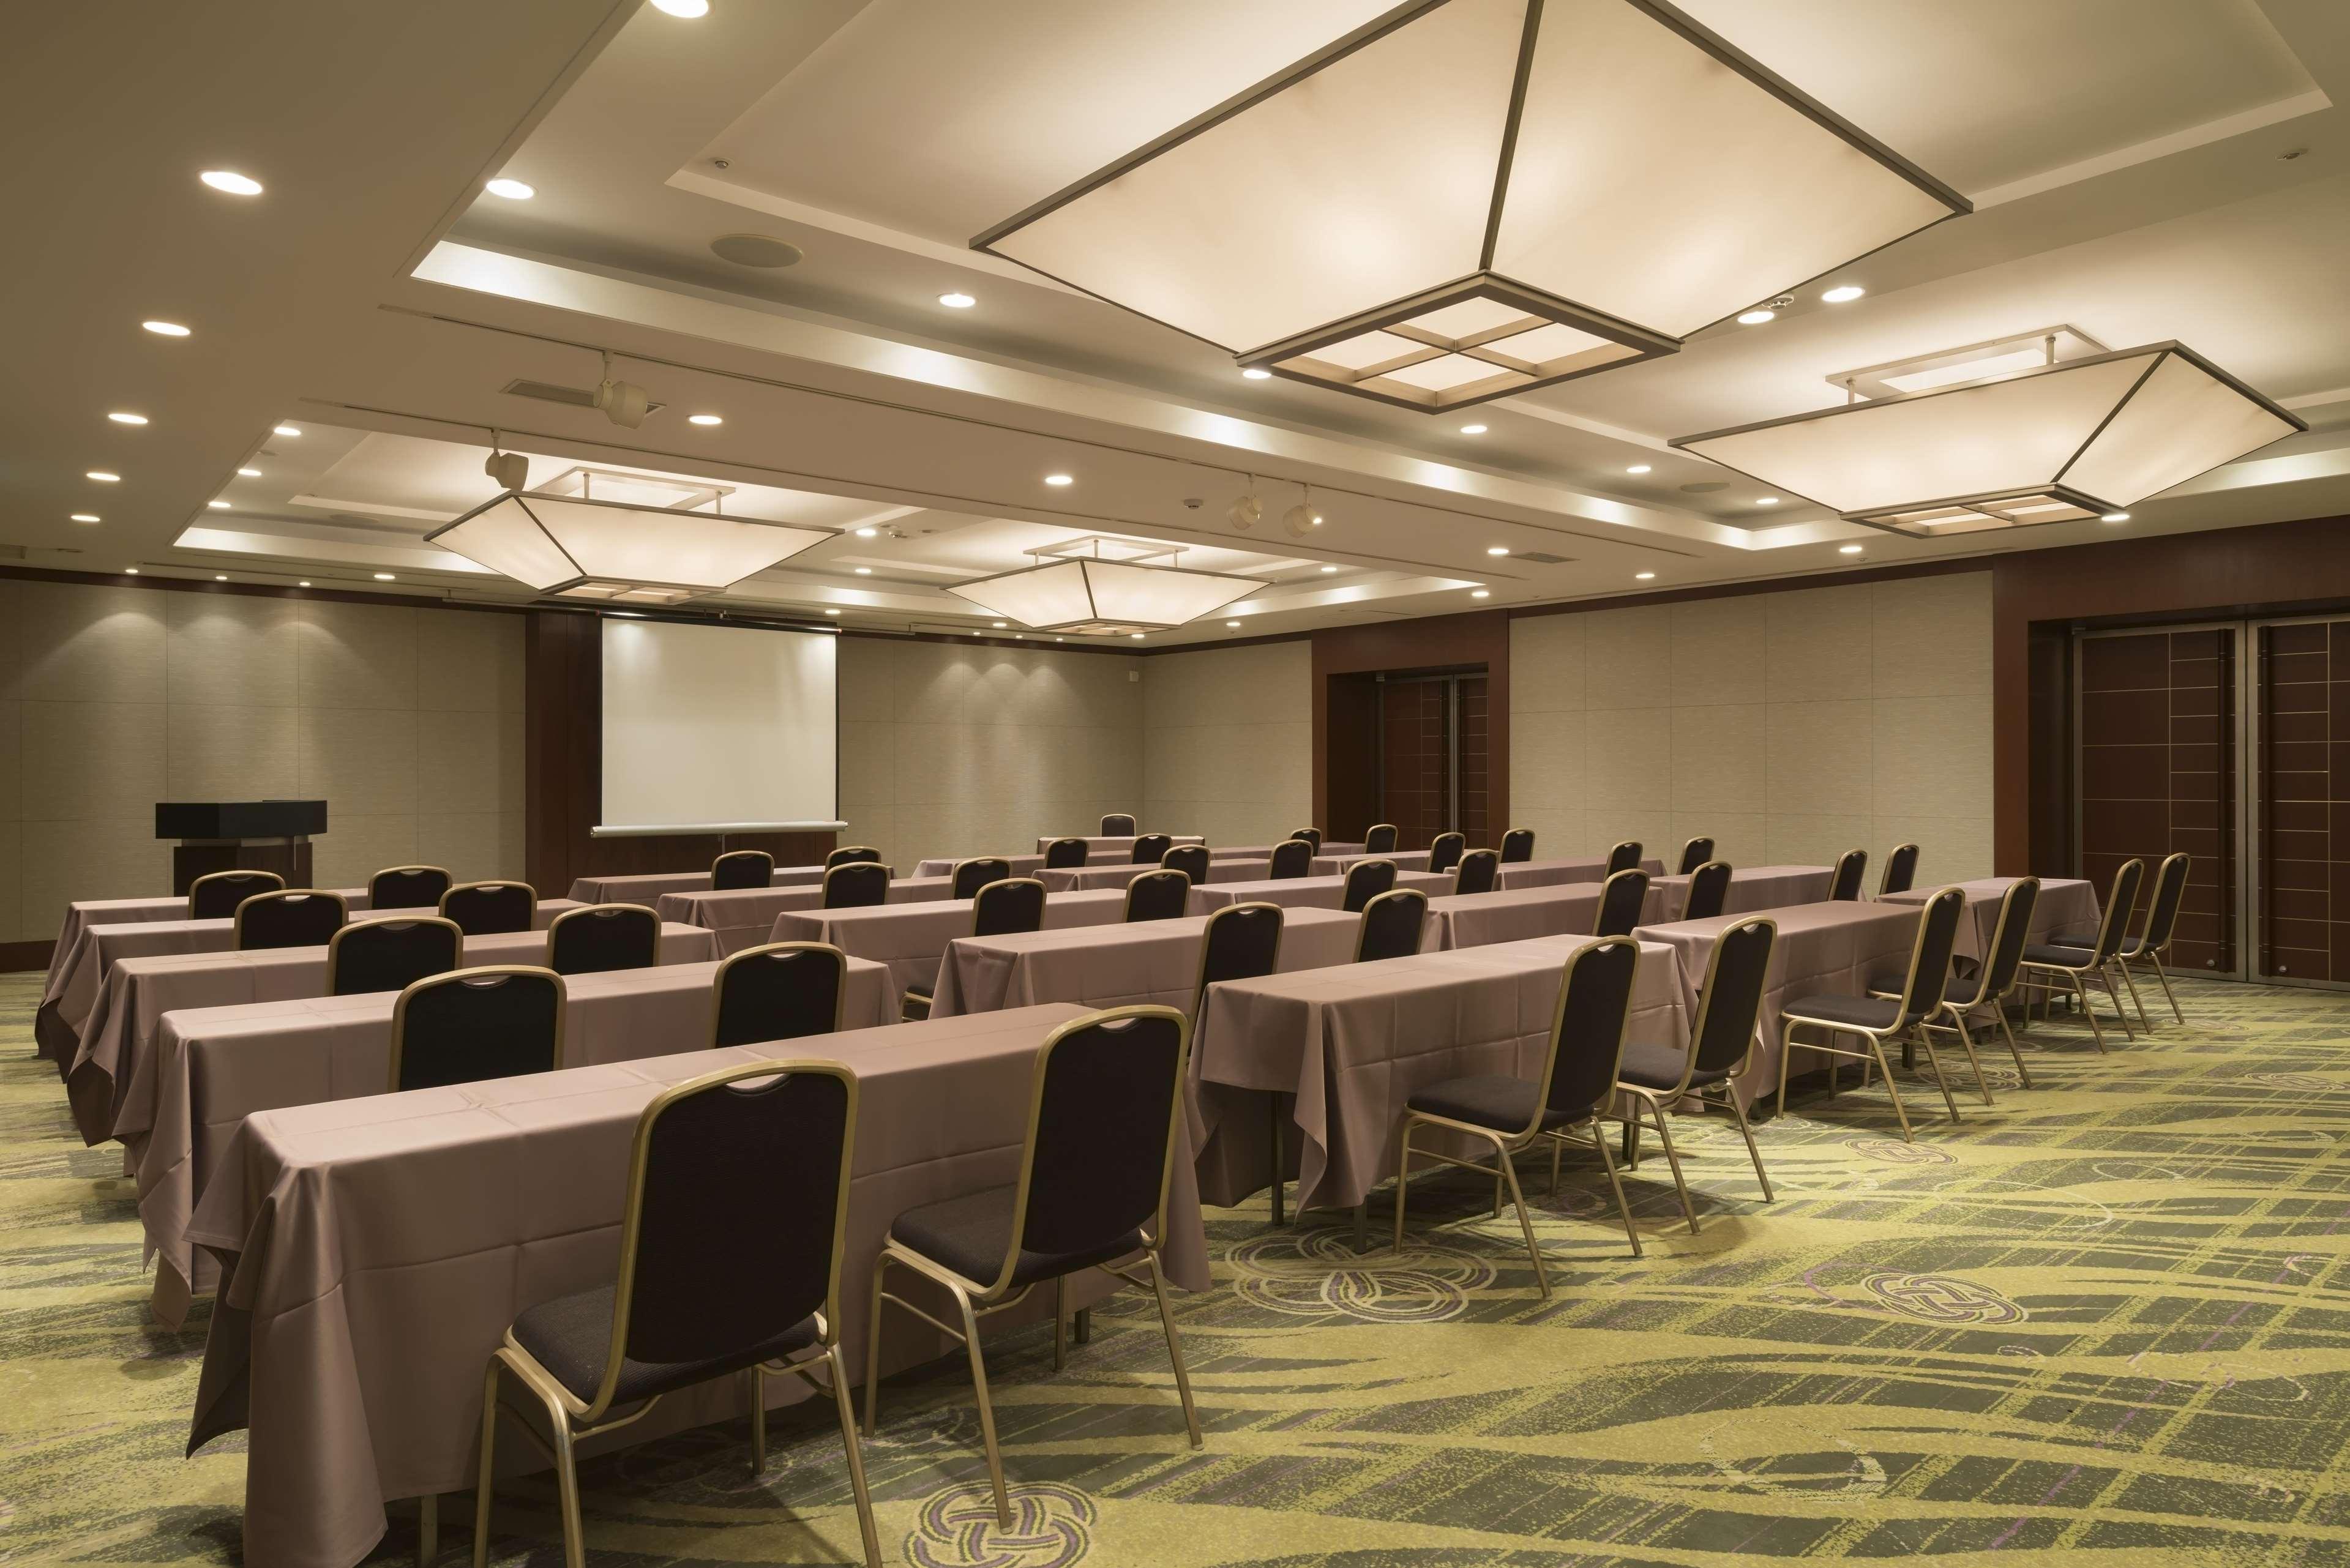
[946,536,1256,634]
[425,487,834,597]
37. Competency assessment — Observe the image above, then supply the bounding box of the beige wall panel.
[0,701,18,828]
[1764,586,1874,703]
[299,707,422,817]
[0,823,22,944]
[1509,613,1588,714]
[22,818,173,936]
[1506,808,1582,861]
[0,580,24,704]
[23,701,166,821]
[1669,597,1767,708]
[1583,707,1672,812]
[416,710,523,816]
[837,719,896,808]
[836,638,896,720]
[1873,813,1993,885]
[1765,699,1876,816]
[1765,813,1876,870]
[1669,811,1764,872]
[164,704,299,801]
[311,814,422,892]
[417,611,526,713]
[1669,704,1767,813]
[165,594,301,708]
[416,812,525,886]
[1584,605,1674,708]
[18,583,167,705]
[1873,575,1993,698]
[297,602,418,712]
[1511,713,1587,813]
[1873,694,1994,822]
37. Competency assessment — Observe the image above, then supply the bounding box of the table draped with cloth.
[1497,854,1665,890]
[1645,864,1834,923]
[655,875,960,955]
[1186,868,1454,914]
[927,906,1362,1019]
[769,887,1132,999]
[1418,880,1667,949]
[565,863,831,906]
[1037,857,1273,892]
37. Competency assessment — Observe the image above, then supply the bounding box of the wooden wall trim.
[0,562,529,614]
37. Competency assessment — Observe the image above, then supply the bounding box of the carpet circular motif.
[1846,1138,1956,1164]
[907,1480,1096,1568]
[1860,1270,2026,1324]
[1227,1228,1497,1321]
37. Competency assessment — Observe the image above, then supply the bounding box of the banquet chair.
[441,881,534,936]
[1675,837,1716,876]
[1612,917,1776,1234]
[387,966,563,1092]
[326,916,460,997]
[710,849,773,891]
[1341,859,1396,914]
[823,861,890,909]
[1776,886,1966,1139]
[1162,845,1211,883]
[1453,848,1500,896]
[1500,827,1536,863]
[2119,851,2191,1026]
[1194,902,1283,1017]
[826,845,882,870]
[1355,888,1428,963]
[1392,936,1642,1293]
[189,868,282,920]
[1364,824,1400,854]
[1604,840,1644,877]
[1131,832,1173,864]
[1682,861,1733,922]
[367,864,451,911]
[905,878,1047,1020]
[710,941,847,1048]
[476,1059,879,1568]
[1870,876,2039,1096]
[1827,849,1868,902]
[951,857,1012,900]
[1290,827,1323,854]
[548,905,660,976]
[1267,838,1314,879]
[1101,813,1137,836]
[1044,836,1090,870]
[1877,843,1920,898]
[1124,869,1190,922]
[865,1007,1200,1528]
[233,889,347,951]
[1428,832,1466,875]
[2015,857,2146,1051]
[1592,868,1650,938]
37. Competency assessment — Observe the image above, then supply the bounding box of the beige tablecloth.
[1879,876,2102,961]
[1187,868,1454,914]
[1648,864,1833,923]
[1210,842,1364,861]
[1633,900,1924,1106]
[564,864,831,906]
[1420,881,1666,950]
[657,876,959,955]
[1311,849,1435,876]
[1036,857,1271,893]
[1188,935,1690,1214]
[771,887,1131,999]
[1496,855,1664,890]
[185,1004,1209,1568]
[140,947,889,1330]
[1027,834,1204,857]
[930,906,1361,1019]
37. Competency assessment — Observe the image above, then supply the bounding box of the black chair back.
[1682,861,1733,922]
[234,889,347,951]
[1162,845,1210,882]
[1533,937,1639,1126]
[1592,868,1650,938]
[2085,858,2147,965]
[1101,813,1137,836]
[2141,852,2191,950]
[973,878,1047,937]
[1892,887,1967,1025]
[1604,840,1644,876]
[711,942,846,1048]
[190,869,283,920]
[1195,903,1283,1013]
[1675,837,1715,876]
[826,845,882,870]
[1878,843,1921,898]
[1341,859,1396,913]
[389,966,562,1091]
[617,1060,855,1375]
[951,857,1012,900]
[548,905,660,976]
[1290,827,1323,854]
[1689,918,1775,1078]
[1124,868,1191,922]
[1364,824,1399,854]
[1355,888,1427,963]
[368,865,451,911]
[1427,832,1465,875]
[711,850,773,890]
[441,881,534,936]
[1131,832,1173,864]
[1828,849,1868,902]
[1044,836,1090,870]
[326,917,460,997]
[1963,878,2041,1007]
[1453,848,1500,896]
[1267,838,1314,879]
[823,861,889,909]
[1499,827,1535,863]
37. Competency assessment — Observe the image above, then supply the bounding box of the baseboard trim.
[1,939,56,974]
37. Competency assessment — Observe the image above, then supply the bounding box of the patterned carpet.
[7,966,2350,1566]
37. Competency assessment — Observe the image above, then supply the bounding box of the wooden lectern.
[156,801,327,895]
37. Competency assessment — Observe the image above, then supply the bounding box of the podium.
[157,801,327,895]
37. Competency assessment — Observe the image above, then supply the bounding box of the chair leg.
[1909,1023,1962,1124]
[1944,1009,1993,1105]
[1775,1022,1797,1121]
[2147,951,2184,1023]
[1722,1089,1773,1202]
[1548,1130,1563,1197]
[861,1258,888,1437]
[945,1277,1012,1529]
[1621,1116,1640,1169]
[471,1362,500,1568]
[823,1344,885,1568]
[1053,1275,1068,1373]
[1642,1096,1700,1235]
[2112,957,2152,1032]
[418,1495,437,1568]
[747,1366,767,1476]
[1994,1006,2032,1088]
[1391,1118,1416,1252]
[1589,1123,1644,1259]
[2070,973,2108,1053]
[1142,1251,1204,1449]
[1864,1032,1914,1141]
[1486,1135,1547,1299]
[2099,966,2136,1040]
[544,1394,586,1568]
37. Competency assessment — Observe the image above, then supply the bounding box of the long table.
[139,947,892,1329]
[1187,868,1454,914]
[1647,864,1833,923]
[929,906,1361,1019]
[564,864,832,906]
[1311,849,1434,876]
[1497,854,1665,890]
[1879,876,2101,960]
[771,887,1131,999]
[1420,881,1666,950]
[913,843,1360,879]
[1038,857,1271,892]
[656,876,962,955]
[185,1004,1210,1568]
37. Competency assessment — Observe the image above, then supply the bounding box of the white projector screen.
[598,618,840,833]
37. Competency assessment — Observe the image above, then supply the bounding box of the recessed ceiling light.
[124,567,138,575]
[1241,367,1272,379]
[938,292,976,308]
[1838,543,1864,554]
[1635,570,1656,580]
[484,179,535,200]
[298,580,311,588]
[1737,308,1776,326]
[1319,564,1338,573]
[1755,496,1779,506]
[687,413,723,426]
[1129,632,1144,640]
[1043,473,1073,486]
[1821,285,1866,304]
[142,319,191,337]
[2101,511,2130,523]
[238,467,261,477]
[1226,620,1241,628]
[853,566,872,575]
[274,424,301,436]
[1626,464,1652,474]
[200,170,263,196]
[992,621,1008,629]
[824,608,840,616]
[1459,423,1488,435]
[373,572,395,581]
[854,526,877,538]
[1486,546,1509,556]
[214,573,228,581]
[1470,589,1491,599]
[208,499,230,509]
[650,0,709,14]
[108,411,149,425]
[70,513,99,523]
[87,471,121,482]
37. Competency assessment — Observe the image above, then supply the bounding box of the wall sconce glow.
[142,320,191,337]
[1821,285,1866,303]
[938,292,976,308]
[87,471,121,482]
[200,170,263,195]
[274,424,301,437]
[484,179,536,200]
[1043,473,1074,486]
[70,513,99,523]
[108,412,149,425]
[687,413,724,426]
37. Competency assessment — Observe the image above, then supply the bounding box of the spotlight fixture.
[274,424,301,436]
[1821,285,1866,303]
[590,351,650,429]
[1838,543,1864,554]
[1626,464,1652,474]
[1043,473,1074,487]
[70,513,99,523]
[200,170,262,195]
[87,471,121,482]
[142,320,191,337]
[1130,633,1145,640]
[238,467,261,477]
[484,179,535,200]
[298,580,311,588]
[1227,482,1262,531]
[938,292,976,308]
[2101,511,2130,523]
[1737,308,1776,326]
[108,412,149,425]
[483,438,529,492]
[1241,367,1272,379]
[992,621,1008,629]
[1281,483,1323,538]
[687,413,723,427]
[1226,620,1241,628]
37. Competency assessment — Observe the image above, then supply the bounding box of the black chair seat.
[2022,941,2097,966]
[1783,992,1904,1030]
[1615,1040,1731,1092]
[510,1282,818,1406]
[888,1184,1142,1291]
[1404,1073,1565,1135]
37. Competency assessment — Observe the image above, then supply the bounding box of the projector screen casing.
[599,618,838,833]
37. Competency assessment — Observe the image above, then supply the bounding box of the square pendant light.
[973,0,1966,411]
[945,537,1259,634]
[426,474,834,598]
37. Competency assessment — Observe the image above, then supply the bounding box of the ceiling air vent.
[1515,550,1571,564]
[501,378,665,416]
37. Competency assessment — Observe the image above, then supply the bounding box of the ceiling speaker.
[709,233,804,268]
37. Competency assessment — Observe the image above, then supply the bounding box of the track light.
[1227,480,1262,532]
[1282,483,1323,538]
[591,350,649,429]
[483,433,529,493]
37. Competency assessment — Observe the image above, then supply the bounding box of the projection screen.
[596,617,842,834]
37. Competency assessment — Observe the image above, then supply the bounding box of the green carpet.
[6,967,2350,1566]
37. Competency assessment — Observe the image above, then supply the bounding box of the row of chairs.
[214,881,546,952]
[710,845,884,890]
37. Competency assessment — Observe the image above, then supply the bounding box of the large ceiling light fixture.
[1671,328,2305,537]
[973,0,1966,412]
[945,537,1258,635]
[426,466,833,605]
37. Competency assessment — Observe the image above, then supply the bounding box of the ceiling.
[4,0,2347,648]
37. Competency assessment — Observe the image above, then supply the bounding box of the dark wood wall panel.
[1377,680,1451,850]
[1458,675,1490,844]
[2256,619,2350,982]
[1312,610,1509,842]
